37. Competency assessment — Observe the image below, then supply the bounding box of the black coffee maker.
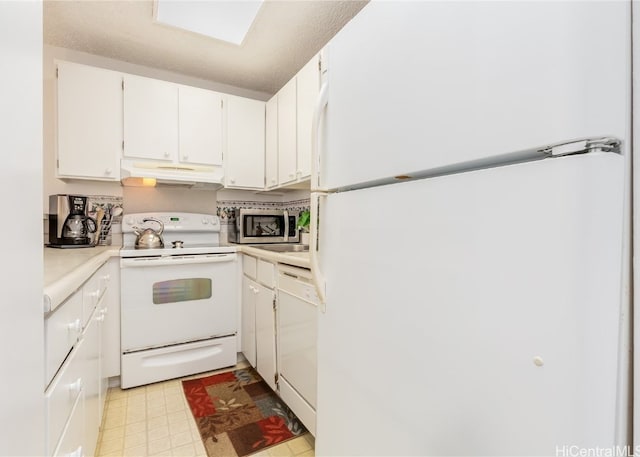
[48,194,97,248]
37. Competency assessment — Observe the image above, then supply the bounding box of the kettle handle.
[142,217,164,235]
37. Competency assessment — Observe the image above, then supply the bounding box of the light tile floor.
[96,362,315,457]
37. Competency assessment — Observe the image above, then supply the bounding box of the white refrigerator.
[310,2,630,455]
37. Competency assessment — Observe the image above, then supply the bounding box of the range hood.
[120,159,224,190]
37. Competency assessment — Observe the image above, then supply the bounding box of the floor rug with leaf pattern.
[182,367,306,457]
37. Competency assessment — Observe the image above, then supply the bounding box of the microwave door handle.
[283,210,289,242]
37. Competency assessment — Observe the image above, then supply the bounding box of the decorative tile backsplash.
[216,198,310,223]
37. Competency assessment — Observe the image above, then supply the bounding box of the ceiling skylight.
[154,0,264,46]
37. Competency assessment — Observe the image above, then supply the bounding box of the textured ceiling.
[44,0,368,95]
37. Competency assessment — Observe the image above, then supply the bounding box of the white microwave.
[229,209,300,244]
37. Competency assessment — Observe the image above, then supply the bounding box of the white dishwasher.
[277,264,319,436]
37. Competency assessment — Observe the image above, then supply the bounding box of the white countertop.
[43,243,310,314]
[239,245,311,269]
[43,245,120,313]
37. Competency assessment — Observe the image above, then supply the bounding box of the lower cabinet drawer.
[243,255,257,279]
[52,393,84,457]
[257,259,275,288]
[121,336,237,389]
[82,262,108,328]
[45,338,84,456]
[45,291,83,386]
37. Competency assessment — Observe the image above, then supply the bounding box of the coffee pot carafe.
[48,194,97,248]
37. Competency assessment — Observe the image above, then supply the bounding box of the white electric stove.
[119,212,238,389]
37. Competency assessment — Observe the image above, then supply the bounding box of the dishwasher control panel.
[277,265,320,305]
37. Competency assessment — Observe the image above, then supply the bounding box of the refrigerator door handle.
[310,191,327,309]
[311,80,329,192]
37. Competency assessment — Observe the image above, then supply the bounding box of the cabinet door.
[265,95,279,189]
[123,74,178,161]
[51,394,83,457]
[277,78,297,185]
[101,259,120,380]
[256,285,277,391]
[225,96,265,189]
[241,276,257,368]
[56,61,122,181]
[296,54,320,180]
[79,309,100,457]
[97,301,108,424]
[178,85,223,166]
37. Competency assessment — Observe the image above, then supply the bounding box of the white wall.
[0,2,45,455]
[123,186,217,214]
[217,188,310,203]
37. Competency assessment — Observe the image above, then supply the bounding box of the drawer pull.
[67,319,81,333]
[69,378,82,397]
[65,445,83,457]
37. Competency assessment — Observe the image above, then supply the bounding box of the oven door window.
[243,215,285,238]
[153,278,212,304]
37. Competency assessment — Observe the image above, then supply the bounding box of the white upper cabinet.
[277,77,297,186]
[225,95,265,189]
[296,54,320,180]
[56,61,122,181]
[124,75,225,167]
[178,85,223,166]
[123,74,179,161]
[265,95,279,189]
[265,53,319,189]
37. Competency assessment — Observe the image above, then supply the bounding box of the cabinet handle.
[101,307,108,316]
[289,172,295,178]
[69,378,83,397]
[271,178,276,184]
[96,314,105,322]
[182,155,188,161]
[105,168,112,175]
[67,318,81,333]
[164,152,170,158]
[66,445,83,457]
[230,178,236,184]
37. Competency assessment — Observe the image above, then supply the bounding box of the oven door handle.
[121,253,236,268]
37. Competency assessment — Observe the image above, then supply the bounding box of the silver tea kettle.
[133,218,165,249]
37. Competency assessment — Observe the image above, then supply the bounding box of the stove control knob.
[202,218,209,225]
